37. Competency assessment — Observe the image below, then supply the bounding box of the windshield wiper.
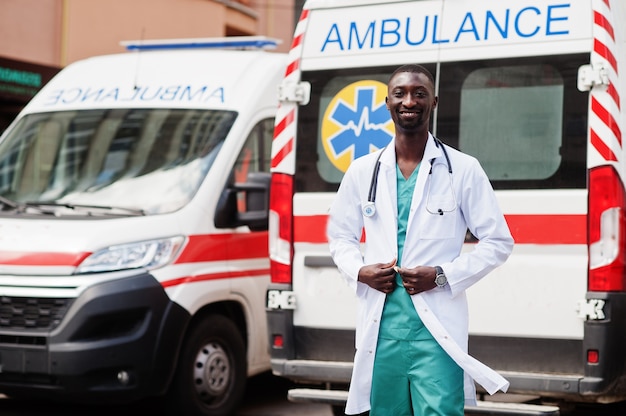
[22,201,146,216]
[0,196,19,210]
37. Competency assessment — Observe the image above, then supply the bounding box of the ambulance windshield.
[0,108,237,215]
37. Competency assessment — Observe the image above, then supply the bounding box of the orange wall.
[0,0,63,65]
[0,0,294,67]
[255,0,295,50]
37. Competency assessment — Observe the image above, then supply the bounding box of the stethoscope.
[362,138,457,217]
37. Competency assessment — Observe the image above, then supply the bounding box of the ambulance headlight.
[76,236,185,274]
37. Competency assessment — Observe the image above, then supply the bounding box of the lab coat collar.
[423,133,445,165]
[378,133,443,168]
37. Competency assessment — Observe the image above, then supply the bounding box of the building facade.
[0,0,295,132]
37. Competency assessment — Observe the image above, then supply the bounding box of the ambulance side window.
[232,118,273,211]
[460,65,564,181]
[234,118,273,181]
[437,54,588,190]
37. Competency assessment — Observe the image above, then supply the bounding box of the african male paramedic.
[327,64,514,415]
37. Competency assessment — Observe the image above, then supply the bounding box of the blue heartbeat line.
[328,87,393,160]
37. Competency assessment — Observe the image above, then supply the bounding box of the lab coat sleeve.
[444,157,514,298]
[327,165,366,294]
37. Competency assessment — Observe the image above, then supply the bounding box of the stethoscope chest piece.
[363,138,456,219]
[362,202,376,217]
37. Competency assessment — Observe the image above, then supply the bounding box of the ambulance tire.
[166,314,247,416]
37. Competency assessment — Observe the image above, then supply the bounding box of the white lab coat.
[327,134,514,415]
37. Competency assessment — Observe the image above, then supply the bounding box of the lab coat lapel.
[375,146,398,257]
[406,135,441,236]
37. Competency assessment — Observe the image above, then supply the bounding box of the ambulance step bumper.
[288,388,347,406]
[466,401,560,415]
[287,388,560,415]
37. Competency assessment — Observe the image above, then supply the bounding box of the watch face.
[436,274,447,286]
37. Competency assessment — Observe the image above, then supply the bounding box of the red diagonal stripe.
[590,128,618,161]
[594,39,618,74]
[592,96,622,145]
[285,58,300,77]
[271,138,294,168]
[291,32,304,50]
[299,8,309,22]
[273,108,295,139]
[594,11,615,41]
[607,83,621,109]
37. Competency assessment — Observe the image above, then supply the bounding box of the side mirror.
[214,172,271,231]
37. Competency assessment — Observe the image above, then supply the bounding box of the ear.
[385,96,389,110]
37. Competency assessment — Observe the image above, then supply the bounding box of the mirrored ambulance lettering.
[43,85,225,106]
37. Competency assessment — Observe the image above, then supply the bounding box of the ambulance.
[0,37,285,416]
[266,0,626,413]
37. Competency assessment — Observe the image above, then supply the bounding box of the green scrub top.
[371,163,465,416]
[378,163,433,341]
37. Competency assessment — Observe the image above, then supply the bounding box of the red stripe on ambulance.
[0,233,268,267]
[0,251,90,266]
[175,232,268,263]
[161,268,269,288]
[292,214,586,245]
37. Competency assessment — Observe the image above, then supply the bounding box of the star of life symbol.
[322,80,394,172]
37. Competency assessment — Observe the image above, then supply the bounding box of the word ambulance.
[0,37,285,416]
[321,3,573,51]
[266,0,626,413]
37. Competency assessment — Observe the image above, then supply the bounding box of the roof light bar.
[121,36,281,52]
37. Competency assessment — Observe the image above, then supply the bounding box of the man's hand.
[358,259,397,294]
[394,265,437,295]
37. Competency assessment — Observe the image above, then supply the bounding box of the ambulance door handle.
[303,255,335,268]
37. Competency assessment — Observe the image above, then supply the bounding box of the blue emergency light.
[121,36,281,51]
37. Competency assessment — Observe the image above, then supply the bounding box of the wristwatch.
[434,266,448,287]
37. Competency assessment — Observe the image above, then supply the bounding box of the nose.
[402,93,417,107]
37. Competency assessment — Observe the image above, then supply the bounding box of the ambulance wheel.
[167,314,247,416]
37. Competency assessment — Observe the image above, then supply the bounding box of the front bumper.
[0,272,189,403]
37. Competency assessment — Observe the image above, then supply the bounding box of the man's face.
[386,71,438,132]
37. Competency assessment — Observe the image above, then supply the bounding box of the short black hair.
[389,64,435,87]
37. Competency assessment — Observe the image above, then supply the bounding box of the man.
[327,64,514,415]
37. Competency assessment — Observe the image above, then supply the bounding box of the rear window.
[295,54,588,192]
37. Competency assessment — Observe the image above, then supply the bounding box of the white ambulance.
[266,0,626,413]
[0,37,285,416]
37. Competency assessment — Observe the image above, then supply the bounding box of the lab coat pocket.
[419,195,457,239]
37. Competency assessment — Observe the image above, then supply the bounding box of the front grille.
[0,296,73,330]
